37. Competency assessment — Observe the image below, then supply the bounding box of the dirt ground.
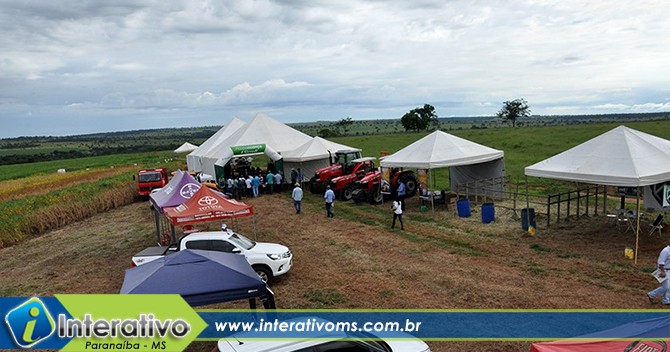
[0,191,666,352]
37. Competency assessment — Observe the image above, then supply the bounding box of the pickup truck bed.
[134,246,167,257]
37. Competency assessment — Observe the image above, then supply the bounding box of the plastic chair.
[649,214,664,236]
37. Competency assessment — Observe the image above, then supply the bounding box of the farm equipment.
[351,168,418,204]
[137,168,169,197]
[329,157,377,201]
[308,150,362,194]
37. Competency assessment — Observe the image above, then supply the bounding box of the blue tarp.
[149,170,202,212]
[120,249,274,307]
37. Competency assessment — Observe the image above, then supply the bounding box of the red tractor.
[351,168,418,204]
[329,157,377,201]
[308,150,362,195]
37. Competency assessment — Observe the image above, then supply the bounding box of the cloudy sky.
[1,1,669,138]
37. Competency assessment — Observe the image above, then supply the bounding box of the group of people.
[225,168,303,201]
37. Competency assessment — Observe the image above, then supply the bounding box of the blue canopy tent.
[120,249,275,308]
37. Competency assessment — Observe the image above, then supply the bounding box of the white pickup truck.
[132,229,292,282]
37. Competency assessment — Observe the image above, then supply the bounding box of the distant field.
[1,118,669,247]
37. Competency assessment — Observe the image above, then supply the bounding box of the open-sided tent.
[525,125,670,262]
[187,117,247,173]
[281,137,361,182]
[174,142,198,153]
[120,249,275,308]
[380,130,505,209]
[164,185,254,226]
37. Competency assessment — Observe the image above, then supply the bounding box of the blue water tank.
[457,199,471,218]
[482,203,495,224]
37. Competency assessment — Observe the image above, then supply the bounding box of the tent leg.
[635,189,641,264]
[153,207,161,245]
[431,169,435,213]
[525,175,530,233]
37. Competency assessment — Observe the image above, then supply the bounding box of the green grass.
[0,151,179,182]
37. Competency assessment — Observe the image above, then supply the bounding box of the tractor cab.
[334,150,362,174]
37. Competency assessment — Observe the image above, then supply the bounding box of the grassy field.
[1,120,670,351]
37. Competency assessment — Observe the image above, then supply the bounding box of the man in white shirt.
[648,245,670,305]
[292,183,303,214]
[392,198,404,230]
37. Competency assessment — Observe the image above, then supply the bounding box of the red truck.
[137,168,169,197]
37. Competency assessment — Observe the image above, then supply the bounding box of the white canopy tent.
[525,125,670,262]
[174,142,199,153]
[525,125,670,187]
[380,130,505,210]
[187,117,246,173]
[281,137,361,181]
[189,113,313,178]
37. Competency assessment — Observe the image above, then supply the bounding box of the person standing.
[266,171,275,194]
[252,174,260,197]
[324,185,335,218]
[290,168,298,185]
[292,183,303,214]
[391,198,404,230]
[245,176,253,198]
[648,244,670,305]
[274,172,283,192]
[396,180,406,211]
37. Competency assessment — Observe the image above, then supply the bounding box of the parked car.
[131,227,292,282]
[217,317,431,352]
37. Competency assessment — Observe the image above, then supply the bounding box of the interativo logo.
[5,297,55,348]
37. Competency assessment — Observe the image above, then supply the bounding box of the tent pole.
[153,207,161,245]
[635,188,641,264]
[428,169,435,214]
[525,175,530,233]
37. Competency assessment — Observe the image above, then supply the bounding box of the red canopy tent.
[164,185,254,226]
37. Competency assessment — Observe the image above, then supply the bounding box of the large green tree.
[401,104,438,132]
[496,98,531,127]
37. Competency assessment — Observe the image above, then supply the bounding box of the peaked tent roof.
[525,125,670,187]
[379,130,504,169]
[174,142,198,153]
[282,136,360,162]
[189,117,247,158]
[164,185,253,226]
[150,170,202,212]
[207,113,313,156]
[120,249,272,306]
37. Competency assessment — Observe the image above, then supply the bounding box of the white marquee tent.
[525,125,670,187]
[187,117,246,173]
[174,142,199,153]
[281,137,361,180]
[380,131,505,201]
[187,113,359,183]
[525,125,670,263]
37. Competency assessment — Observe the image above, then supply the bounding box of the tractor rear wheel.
[400,173,419,197]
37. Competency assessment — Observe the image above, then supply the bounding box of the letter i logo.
[5,298,55,348]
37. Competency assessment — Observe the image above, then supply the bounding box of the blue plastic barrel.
[521,208,536,230]
[482,203,495,224]
[457,199,471,218]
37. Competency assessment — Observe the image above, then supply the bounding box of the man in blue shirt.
[396,180,406,211]
[292,183,303,214]
[324,185,336,218]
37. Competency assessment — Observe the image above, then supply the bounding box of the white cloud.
[1,0,670,137]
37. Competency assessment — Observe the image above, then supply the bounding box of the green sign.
[231,144,266,155]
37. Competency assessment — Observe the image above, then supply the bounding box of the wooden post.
[557,192,561,223]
